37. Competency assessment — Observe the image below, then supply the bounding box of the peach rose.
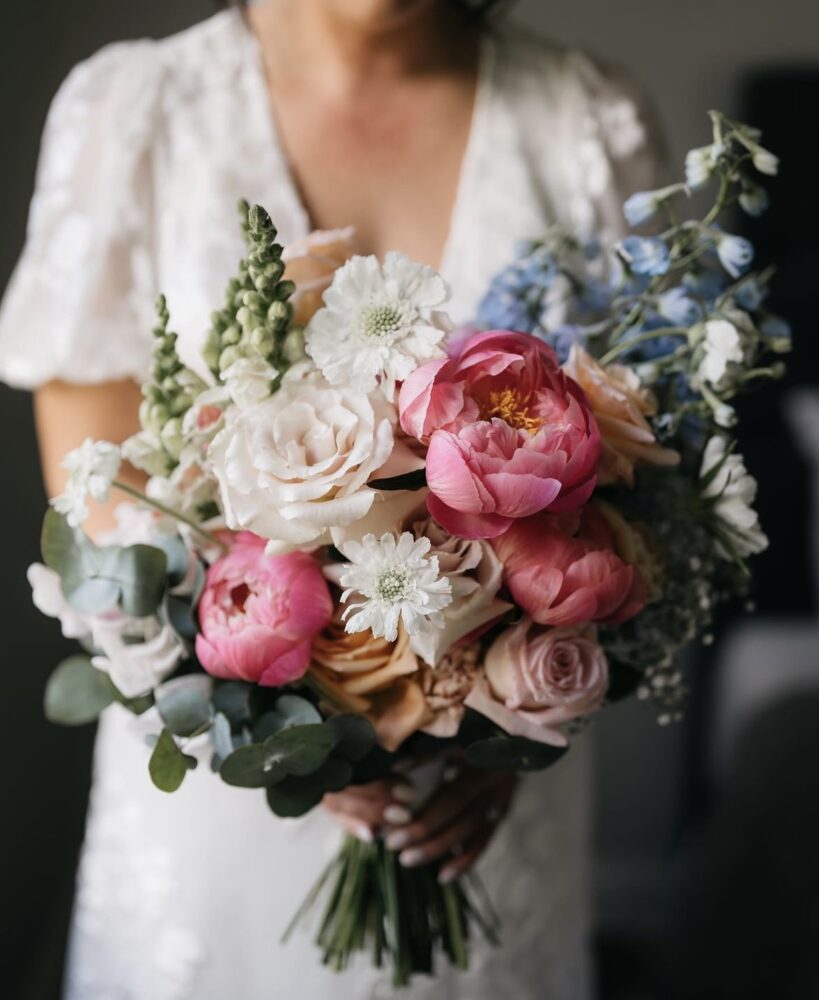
[563,345,679,487]
[419,644,482,738]
[310,613,429,752]
[283,228,357,327]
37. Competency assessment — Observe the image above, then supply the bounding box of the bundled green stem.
[285,836,500,988]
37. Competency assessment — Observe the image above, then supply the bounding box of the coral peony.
[563,345,679,487]
[492,506,647,627]
[196,533,332,686]
[399,331,600,539]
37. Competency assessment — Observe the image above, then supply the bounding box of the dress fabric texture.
[0,12,663,999]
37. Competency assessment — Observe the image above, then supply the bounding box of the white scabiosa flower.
[698,319,744,386]
[700,436,768,558]
[305,252,450,401]
[338,532,453,643]
[51,439,121,528]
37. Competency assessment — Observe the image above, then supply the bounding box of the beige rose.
[283,228,357,327]
[419,644,482,738]
[310,615,429,752]
[564,345,679,487]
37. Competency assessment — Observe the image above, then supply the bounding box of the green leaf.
[262,723,338,777]
[44,655,116,726]
[166,594,198,640]
[151,535,190,585]
[275,694,321,727]
[219,743,273,788]
[367,468,427,492]
[148,728,197,792]
[326,714,376,763]
[105,545,168,617]
[210,712,234,769]
[465,736,567,772]
[156,682,213,737]
[265,758,353,818]
[252,711,288,742]
[65,577,121,614]
[212,682,254,726]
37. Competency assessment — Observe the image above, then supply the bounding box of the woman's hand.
[323,759,518,885]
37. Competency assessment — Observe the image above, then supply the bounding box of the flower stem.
[111,480,226,551]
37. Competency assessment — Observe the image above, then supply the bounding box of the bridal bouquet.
[32,111,787,986]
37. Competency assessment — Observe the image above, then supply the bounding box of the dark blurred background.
[1,2,817,999]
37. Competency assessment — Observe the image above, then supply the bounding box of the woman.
[0,1,663,996]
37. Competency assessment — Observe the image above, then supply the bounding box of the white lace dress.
[0,12,663,999]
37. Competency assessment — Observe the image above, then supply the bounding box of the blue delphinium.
[657,287,701,327]
[617,236,671,276]
[477,247,558,333]
[715,233,754,278]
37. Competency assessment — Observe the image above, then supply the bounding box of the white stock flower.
[91,617,185,698]
[751,146,779,176]
[685,145,719,189]
[51,439,121,527]
[698,319,744,386]
[338,532,453,643]
[305,252,450,401]
[222,355,278,409]
[208,374,394,553]
[27,564,92,639]
[700,436,768,558]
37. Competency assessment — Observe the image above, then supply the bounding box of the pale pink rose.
[492,506,647,627]
[465,619,608,743]
[196,532,332,686]
[399,331,600,539]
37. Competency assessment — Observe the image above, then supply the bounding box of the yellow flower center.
[478,387,543,433]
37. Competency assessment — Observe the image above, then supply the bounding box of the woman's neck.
[248,0,479,98]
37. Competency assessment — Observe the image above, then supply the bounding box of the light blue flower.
[734,277,767,311]
[716,233,754,278]
[623,191,659,227]
[685,145,718,189]
[618,236,671,276]
[738,184,769,217]
[657,287,701,327]
[683,267,726,304]
[543,324,588,363]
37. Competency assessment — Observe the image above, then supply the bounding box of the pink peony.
[465,619,608,744]
[492,506,647,627]
[399,331,600,539]
[196,533,332,687]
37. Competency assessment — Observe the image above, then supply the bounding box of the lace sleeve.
[0,41,162,390]
[564,50,669,241]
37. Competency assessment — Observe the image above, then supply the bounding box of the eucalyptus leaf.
[326,714,376,763]
[275,694,321,727]
[104,545,168,617]
[148,728,197,792]
[219,743,282,788]
[265,758,354,818]
[262,723,338,778]
[152,535,190,585]
[212,682,254,726]
[156,684,213,737]
[65,577,120,615]
[465,736,567,772]
[210,712,234,769]
[44,655,116,726]
[166,594,198,640]
[252,711,287,742]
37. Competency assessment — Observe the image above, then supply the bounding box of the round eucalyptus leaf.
[44,655,116,726]
[219,743,279,788]
[65,577,121,615]
[103,544,168,617]
[326,714,376,763]
[210,712,234,769]
[275,694,321,727]
[151,535,190,585]
[262,723,337,777]
[156,683,213,737]
[465,736,567,772]
[166,595,198,640]
[252,711,287,743]
[265,758,354,818]
[149,727,197,793]
[212,682,254,726]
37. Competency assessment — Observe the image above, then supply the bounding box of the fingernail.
[438,866,457,885]
[385,829,411,851]
[353,822,374,844]
[399,847,426,868]
[383,805,412,826]
[392,783,419,805]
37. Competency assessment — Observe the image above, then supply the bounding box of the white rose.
[208,374,395,553]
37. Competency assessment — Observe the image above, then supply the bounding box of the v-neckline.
[233,10,496,278]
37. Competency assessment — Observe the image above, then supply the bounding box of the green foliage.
[367,469,427,492]
[266,758,353,818]
[156,682,213,738]
[44,656,116,726]
[149,728,198,793]
[465,736,566,772]
[41,509,168,618]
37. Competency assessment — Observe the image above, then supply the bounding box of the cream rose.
[208,374,394,553]
[465,619,609,745]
